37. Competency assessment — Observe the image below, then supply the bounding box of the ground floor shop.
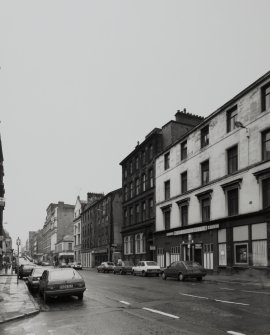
[154,211,270,275]
[122,222,155,265]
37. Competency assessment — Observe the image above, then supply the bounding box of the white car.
[132,261,161,277]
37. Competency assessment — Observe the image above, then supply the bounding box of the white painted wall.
[156,78,270,232]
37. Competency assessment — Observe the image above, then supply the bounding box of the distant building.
[73,196,86,263]
[81,190,122,268]
[120,111,203,264]
[55,235,74,264]
[41,202,75,264]
[154,71,270,274]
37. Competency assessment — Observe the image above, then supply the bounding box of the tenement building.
[81,189,122,268]
[41,201,75,264]
[120,112,203,264]
[154,71,270,274]
[0,134,5,270]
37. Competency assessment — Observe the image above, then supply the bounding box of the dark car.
[113,261,134,275]
[97,262,115,273]
[73,262,82,270]
[27,267,45,291]
[18,264,36,279]
[39,268,86,303]
[161,261,207,281]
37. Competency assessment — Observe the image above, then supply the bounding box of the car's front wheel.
[78,293,84,300]
[161,272,167,280]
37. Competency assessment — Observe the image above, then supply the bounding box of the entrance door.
[194,247,202,265]
[203,244,213,269]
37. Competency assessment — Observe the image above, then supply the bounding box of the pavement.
[0,268,40,324]
[0,267,269,325]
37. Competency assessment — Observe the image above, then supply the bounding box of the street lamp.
[16,237,21,284]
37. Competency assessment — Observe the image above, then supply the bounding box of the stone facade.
[73,196,86,263]
[120,112,203,265]
[155,71,270,274]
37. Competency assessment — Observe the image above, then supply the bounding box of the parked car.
[27,267,45,291]
[39,268,86,303]
[132,261,161,277]
[161,261,207,281]
[97,262,115,273]
[73,262,82,270]
[113,260,134,275]
[59,263,71,268]
[18,263,36,279]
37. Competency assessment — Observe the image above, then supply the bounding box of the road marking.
[220,287,234,291]
[142,307,179,319]
[215,299,249,306]
[180,293,209,299]
[227,331,247,335]
[242,290,270,295]
[119,300,130,305]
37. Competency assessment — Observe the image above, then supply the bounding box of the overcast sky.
[1,0,270,245]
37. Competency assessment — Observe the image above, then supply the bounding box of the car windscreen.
[23,265,35,270]
[183,262,201,269]
[145,261,158,266]
[32,268,45,276]
[49,269,82,281]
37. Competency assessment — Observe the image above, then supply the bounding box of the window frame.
[227,145,238,174]
[261,82,270,112]
[227,105,238,133]
[181,171,188,194]
[262,129,270,161]
[201,125,209,148]
[181,141,187,161]
[164,180,170,200]
[201,160,209,186]
[164,152,170,170]
[234,242,249,265]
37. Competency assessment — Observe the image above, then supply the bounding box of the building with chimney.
[154,71,270,274]
[120,111,203,264]
[81,190,122,267]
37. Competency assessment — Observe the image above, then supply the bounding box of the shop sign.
[195,244,202,249]
[166,224,219,237]
[150,245,156,250]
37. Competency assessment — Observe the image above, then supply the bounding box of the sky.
[0,0,270,245]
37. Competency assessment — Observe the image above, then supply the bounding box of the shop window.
[252,223,268,266]
[218,229,227,266]
[135,233,145,254]
[234,243,248,264]
[170,246,181,263]
[227,145,238,174]
[157,248,164,268]
[181,141,187,160]
[227,105,238,133]
[261,82,270,112]
[201,125,209,148]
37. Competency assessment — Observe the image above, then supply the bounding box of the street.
[0,270,270,335]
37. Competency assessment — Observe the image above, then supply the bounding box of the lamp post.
[16,237,21,284]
